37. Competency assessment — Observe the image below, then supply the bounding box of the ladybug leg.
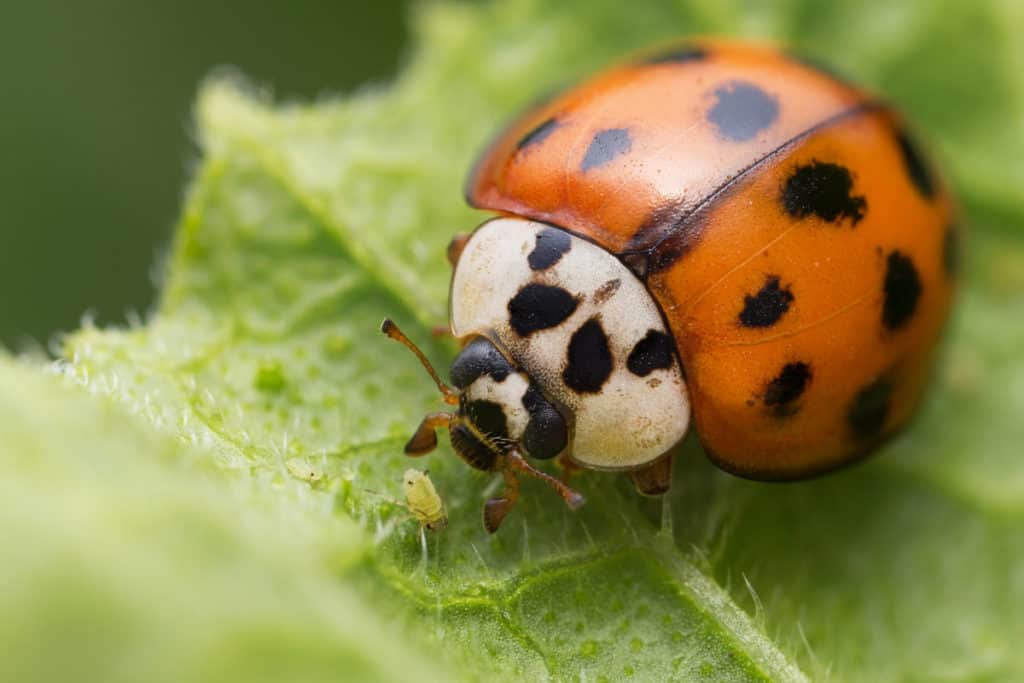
[507,450,586,510]
[629,454,673,496]
[403,412,453,456]
[482,467,519,533]
[555,451,583,484]
[447,233,471,268]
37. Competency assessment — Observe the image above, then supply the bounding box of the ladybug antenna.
[381,318,459,406]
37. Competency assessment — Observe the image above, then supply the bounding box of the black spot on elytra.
[847,377,892,440]
[517,117,560,151]
[707,81,779,142]
[943,223,960,278]
[449,337,512,389]
[521,386,567,460]
[465,399,509,441]
[508,283,579,336]
[581,128,631,172]
[896,130,936,199]
[739,275,794,328]
[528,227,572,271]
[643,45,709,64]
[882,251,922,331]
[626,330,676,377]
[563,317,614,393]
[449,424,498,471]
[763,362,812,417]
[782,161,866,225]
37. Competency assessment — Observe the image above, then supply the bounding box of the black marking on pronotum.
[517,117,560,151]
[465,399,509,441]
[449,424,499,471]
[707,81,780,142]
[449,337,512,389]
[528,227,572,271]
[895,129,936,199]
[882,251,922,331]
[508,283,579,337]
[643,45,709,65]
[739,275,794,328]
[626,330,675,377]
[847,376,892,440]
[521,386,567,460]
[943,223,960,278]
[763,362,812,418]
[563,317,614,393]
[782,161,867,225]
[581,128,631,172]
[592,278,621,305]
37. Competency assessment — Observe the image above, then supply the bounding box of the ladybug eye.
[520,387,567,460]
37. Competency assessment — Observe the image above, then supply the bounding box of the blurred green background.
[0,1,406,348]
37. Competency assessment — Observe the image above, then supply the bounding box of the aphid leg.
[555,451,583,484]
[361,489,405,507]
[506,450,586,511]
[483,468,520,533]
[446,232,471,268]
[417,525,429,573]
[629,453,673,496]
[404,412,453,455]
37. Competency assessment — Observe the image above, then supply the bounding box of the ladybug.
[383,38,957,533]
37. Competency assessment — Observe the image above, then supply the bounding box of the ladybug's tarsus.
[404,412,452,456]
[483,469,520,533]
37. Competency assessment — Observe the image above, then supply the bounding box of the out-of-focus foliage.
[3,1,1023,681]
[0,0,405,346]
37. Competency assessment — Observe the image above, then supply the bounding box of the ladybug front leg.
[628,454,673,496]
[483,451,586,533]
[482,467,520,533]
[447,233,471,268]
[403,412,453,455]
[556,451,583,485]
[506,451,585,511]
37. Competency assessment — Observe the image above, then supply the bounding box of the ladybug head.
[380,319,569,471]
[381,318,583,532]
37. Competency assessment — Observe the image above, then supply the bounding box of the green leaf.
[0,357,455,683]
[4,0,1023,681]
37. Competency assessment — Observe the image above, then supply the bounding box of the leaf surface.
[5,1,1024,681]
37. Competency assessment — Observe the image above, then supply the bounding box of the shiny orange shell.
[465,39,957,479]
